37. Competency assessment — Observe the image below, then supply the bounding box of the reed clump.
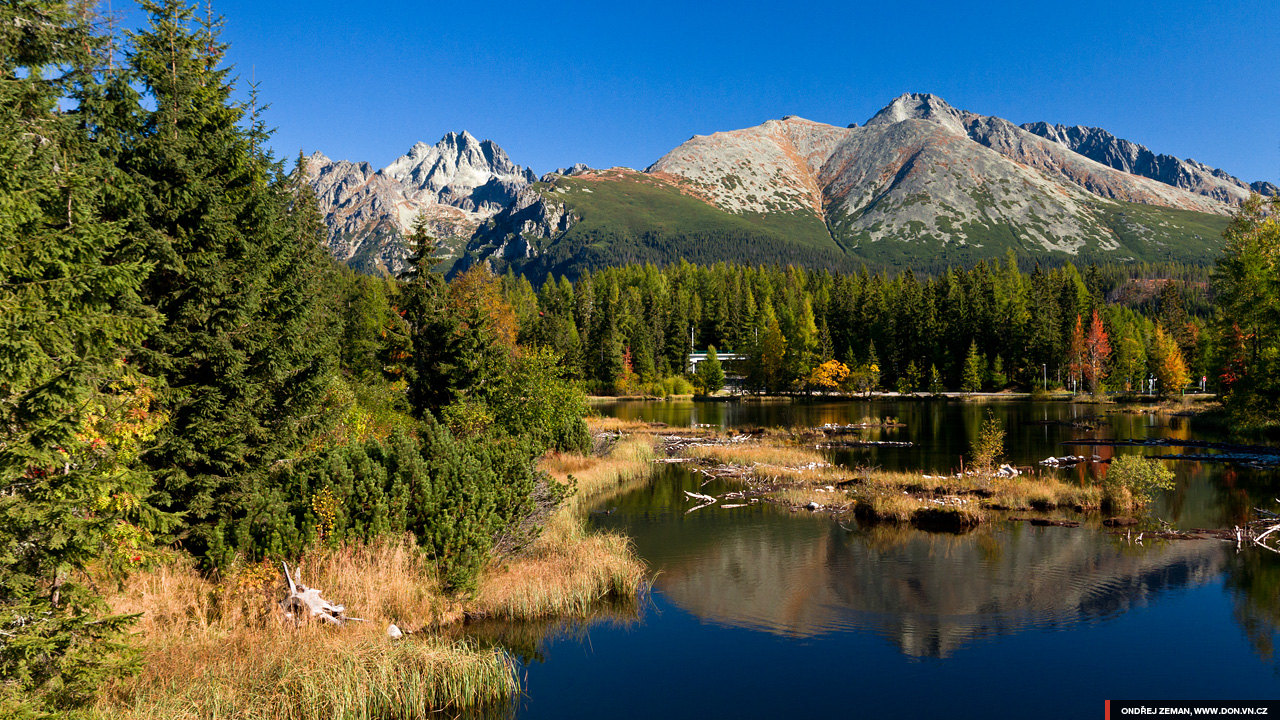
[470,426,653,620]
[852,492,986,530]
[474,511,645,620]
[546,430,656,515]
[580,415,655,434]
[774,486,851,509]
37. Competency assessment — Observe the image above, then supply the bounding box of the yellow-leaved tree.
[807,360,850,393]
[1151,324,1190,396]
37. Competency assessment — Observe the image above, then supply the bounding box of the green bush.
[442,398,495,440]
[484,347,591,454]
[212,424,544,592]
[1104,455,1176,512]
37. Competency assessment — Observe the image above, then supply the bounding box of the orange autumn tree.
[448,265,519,351]
[1083,309,1112,395]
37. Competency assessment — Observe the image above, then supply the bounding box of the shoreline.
[590,392,1219,404]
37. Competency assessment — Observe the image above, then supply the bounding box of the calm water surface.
[478,400,1280,718]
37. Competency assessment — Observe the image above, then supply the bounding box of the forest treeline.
[0,1,586,713]
[496,242,1277,422]
[499,256,1189,394]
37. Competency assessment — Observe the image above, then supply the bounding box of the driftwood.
[816,440,914,448]
[1254,521,1280,554]
[683,489,717,514]
[1061,438,1280,468]
[280,562,366,625]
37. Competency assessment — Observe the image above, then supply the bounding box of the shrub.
[970,410,1005,473]
[441,398,495,440]
[1104,455,1175,512]
[211,424,546,592]
[486,347,590,454]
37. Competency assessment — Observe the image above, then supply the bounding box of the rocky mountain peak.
[865,93,968,134]
[304,132,539,272]
[307,92,1272,277]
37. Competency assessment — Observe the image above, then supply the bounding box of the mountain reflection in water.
[655,516,1226,658]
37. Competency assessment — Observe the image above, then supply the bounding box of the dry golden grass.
[853,492,987,528]
[584,416,654,434]
[855,492,932,523]
[773,486,851,509]
[684,442,857,488]
[986,478,1103,512]
[474,512,645,621]
[682,434,1108,522]
[96,541,517,720]
[465,433,655,620]
[685,442,823,469]
[546,434,656,516]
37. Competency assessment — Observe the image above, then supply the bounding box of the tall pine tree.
[0,1,167,710]
[114,0,339,561]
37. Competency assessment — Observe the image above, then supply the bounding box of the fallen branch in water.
[685,501,715,514]
[1255,522,1280,553]
[683,490,716,503]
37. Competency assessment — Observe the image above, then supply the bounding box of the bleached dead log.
[1254,523,1280,553]
[683,490,716,503]
[685,501,715,515]
[281,561,365,625]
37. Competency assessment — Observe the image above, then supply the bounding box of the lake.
[476,400,1280,718]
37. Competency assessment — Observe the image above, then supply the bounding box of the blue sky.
[132,0,1279,182]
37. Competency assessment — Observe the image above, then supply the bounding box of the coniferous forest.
[3,0,1280,716]
[499,249,1274,415]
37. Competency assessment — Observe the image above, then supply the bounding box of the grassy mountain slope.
[476,171,863,277]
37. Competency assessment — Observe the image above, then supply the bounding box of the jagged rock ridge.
[305,131,535,272]
[1020,121,1278,203]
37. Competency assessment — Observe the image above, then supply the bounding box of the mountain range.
[306,93,1272,276]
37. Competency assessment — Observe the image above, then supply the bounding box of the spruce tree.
[115,0,339,560]
[0,1,166,710]
[400,218,458,415]
[698,346,725,395]
[961,341,985,392]
[928,363,946,394]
